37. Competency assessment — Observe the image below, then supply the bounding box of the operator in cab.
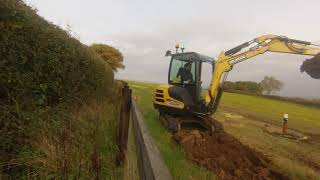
[177,62,193,84]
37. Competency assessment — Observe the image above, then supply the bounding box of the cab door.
[168,59,197,103]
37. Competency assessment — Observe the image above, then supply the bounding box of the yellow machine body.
[154,85,184,110]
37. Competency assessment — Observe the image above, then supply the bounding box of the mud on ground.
[173,130,288,180]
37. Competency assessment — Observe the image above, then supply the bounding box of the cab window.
[169,59,195,84]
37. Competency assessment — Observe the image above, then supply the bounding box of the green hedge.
[0,0,115,176]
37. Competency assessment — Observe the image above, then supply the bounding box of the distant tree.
[224,81,263,94]
[90,44,124,72]
[259,76,284,95]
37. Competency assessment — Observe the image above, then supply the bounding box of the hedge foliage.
[0,0,115,176]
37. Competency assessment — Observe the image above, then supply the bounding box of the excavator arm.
[205,34,320,113]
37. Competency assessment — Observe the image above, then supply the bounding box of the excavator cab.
[154,52,215,115]
[154,51,219,132]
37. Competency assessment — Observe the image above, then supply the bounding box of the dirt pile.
[301,53,320,79]
[174,130,288,180]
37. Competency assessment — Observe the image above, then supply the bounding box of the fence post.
[116,83,132,165]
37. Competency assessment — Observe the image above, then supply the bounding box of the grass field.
[218,92,320,134]
[129,81,320,180]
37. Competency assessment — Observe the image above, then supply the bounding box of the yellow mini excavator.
[153,34,320,133]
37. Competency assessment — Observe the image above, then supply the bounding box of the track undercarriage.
[159,112,223,134]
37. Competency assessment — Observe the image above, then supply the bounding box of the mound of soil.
[301,53,320,79]
[173,130,288,180]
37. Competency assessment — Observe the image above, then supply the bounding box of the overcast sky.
[25,0,320,98]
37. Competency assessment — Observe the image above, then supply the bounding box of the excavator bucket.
[301,53,320,79]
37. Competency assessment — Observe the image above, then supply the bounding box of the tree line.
[223,76,284,95]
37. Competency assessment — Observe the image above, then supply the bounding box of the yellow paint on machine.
[154,85,184,109]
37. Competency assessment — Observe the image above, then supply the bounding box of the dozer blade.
[159,112,224,134]
[301,53,320,79]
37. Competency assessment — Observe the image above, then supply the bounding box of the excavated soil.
[173,130,288,180]
[301,53,320,79]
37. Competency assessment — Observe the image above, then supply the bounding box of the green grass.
[124,118,139,180]
[129,81,320,180]
[219,92,320,134]
[7,82,124,179]
[128,81,215,180]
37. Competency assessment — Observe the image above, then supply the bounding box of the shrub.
[0,0,118,177]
